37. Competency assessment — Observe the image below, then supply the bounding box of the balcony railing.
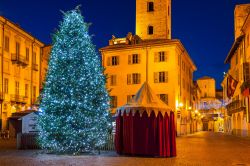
[10,95,28,104]
[11,53,29,66]
[32,64,38,71]
[226,100,246,116]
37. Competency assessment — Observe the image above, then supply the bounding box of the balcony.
[11,53,29,66]
[32,64,38,71]
[10,95,28,104]
[226,100,246,116]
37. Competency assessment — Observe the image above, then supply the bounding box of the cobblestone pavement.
[0,132,250,166]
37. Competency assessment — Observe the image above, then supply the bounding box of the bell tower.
[136,0,171,40]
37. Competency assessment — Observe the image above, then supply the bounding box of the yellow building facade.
[0,16,45,129]
[222,4,250,137]
[100,0,197,136]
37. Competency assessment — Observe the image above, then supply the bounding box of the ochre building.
[222,4,250,137]
[100,0,197,136]
[196,76,223,132]
[0,16,50,130]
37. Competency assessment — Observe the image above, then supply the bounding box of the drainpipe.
[1,20,7,129]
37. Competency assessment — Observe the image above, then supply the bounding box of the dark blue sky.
[1,0,250,88]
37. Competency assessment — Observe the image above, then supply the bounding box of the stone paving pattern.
[0,132,250,166]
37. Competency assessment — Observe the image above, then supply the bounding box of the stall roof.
[117,82,173,116]
[9,110,38,120]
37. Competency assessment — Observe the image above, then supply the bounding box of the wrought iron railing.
[10,95,28,104]
[226,100,246,116]
[11,53,29,66]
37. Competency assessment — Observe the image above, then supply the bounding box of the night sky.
[1,0,250,88]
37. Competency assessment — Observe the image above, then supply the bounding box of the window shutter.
[114,96,117,108]
[107,57,111,66]
[154,72,159,83]
[138,73,141,84]
[128,55,132,64]
[166,94,169,105]
[154,53,158,62]
[114,75,117,85]
[127,74,131,85]
[138,54,141,64]
[165,51,168,62]
[244,63,250,81]
[117,56,120,65]
[165,71,168,83]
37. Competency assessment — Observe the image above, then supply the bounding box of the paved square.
[0,132,250,166]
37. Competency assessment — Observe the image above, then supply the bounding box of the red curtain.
[115,111,123,154]
[170,111,176,157]
[115,110,176,157]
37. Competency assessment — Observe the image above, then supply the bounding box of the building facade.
[196,76,223,132]
[222,4,250,137]
[100,0,197,136]
[0,16,46,130]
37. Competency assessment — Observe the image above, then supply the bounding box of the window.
[154,71,168,83]
[128,54,140,64]
[4,78,8,94]
[132,73,141,84]
[159,94,168,105]
[148,26,154,35]
[132,54,139,64]
[110,96,117,108]
[155,51,167,62]
[182,61,185,71]
[159,52,166,62]
[127,73,141,84]
[15,81,19,95]
[16,42,20,56]
[110,75,117,86]
[159,72,166,83]
[26,48,29,61]
[33,86,36,102]
[107,56,119,66]
[25,84,29,97]
[33,52,37,64]
[127,95,135,102]
[147,2,154,12]
[4,36,9,52]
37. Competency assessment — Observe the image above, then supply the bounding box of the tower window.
[147,2,154,12]
[148,26,154,35]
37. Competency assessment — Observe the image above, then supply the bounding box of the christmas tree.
[38,7,111,154]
